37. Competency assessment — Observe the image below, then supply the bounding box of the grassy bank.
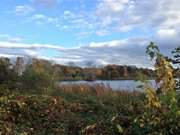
[1,84,179,135]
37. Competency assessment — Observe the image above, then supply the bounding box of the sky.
[0,0,179,68]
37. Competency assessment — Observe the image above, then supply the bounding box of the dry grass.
[52,83,143,105]
[57,83,113,96]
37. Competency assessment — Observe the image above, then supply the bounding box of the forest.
[0,56,155,83]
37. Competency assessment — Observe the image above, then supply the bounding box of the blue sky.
[0,0,179,67]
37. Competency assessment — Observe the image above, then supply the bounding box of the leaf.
[117,124,123,133]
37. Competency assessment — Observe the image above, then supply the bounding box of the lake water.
[59,80,156,91]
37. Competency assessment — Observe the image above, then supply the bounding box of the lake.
[59,80,156,91]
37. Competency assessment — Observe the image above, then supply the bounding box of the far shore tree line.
[0,45,179,91]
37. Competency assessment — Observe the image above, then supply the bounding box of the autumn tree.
[22,59,56,93]
[146,42,175,94]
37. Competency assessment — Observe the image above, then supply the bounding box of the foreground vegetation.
[0,43,179,134]
[0,86,144,135]
[0,84,179,135]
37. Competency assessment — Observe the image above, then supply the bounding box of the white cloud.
[157,29,177,38]
[0,38,153,68]
[30,14,58,24]
[97,0,129,14]
[24,49,38,57]
[13,0,180,39]
[63,10,76,19]
[0,54,20,58]
[96,29,109,36]
[94,0,180,35]
[0,34,177,68]
[76,31,93,38]
[15,5,34,15]
[0,34,23,43]
[89,40,128,48]
[0,41,65,50]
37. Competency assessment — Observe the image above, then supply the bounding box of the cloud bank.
[0,36,176,68]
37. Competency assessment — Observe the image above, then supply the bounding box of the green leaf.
[117,124,123,133]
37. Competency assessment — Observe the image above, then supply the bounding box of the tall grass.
[50,83,143,106]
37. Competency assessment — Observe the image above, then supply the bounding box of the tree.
[14,57,25,76]
[132,42,179,134]
[146,42,175,94]
[0,57,18,89]
[172,47,180,90]
[172,47,180,64]
[67,61,76,67]
[22,59,56,93]
[85,61,95,67]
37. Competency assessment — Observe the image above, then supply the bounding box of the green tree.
[172,47,180,90]
[22,59,56,93]
[0,57,18,89]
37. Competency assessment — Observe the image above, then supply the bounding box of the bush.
[130,42,180,134]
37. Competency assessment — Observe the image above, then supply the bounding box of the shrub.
[131,42,180,134]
